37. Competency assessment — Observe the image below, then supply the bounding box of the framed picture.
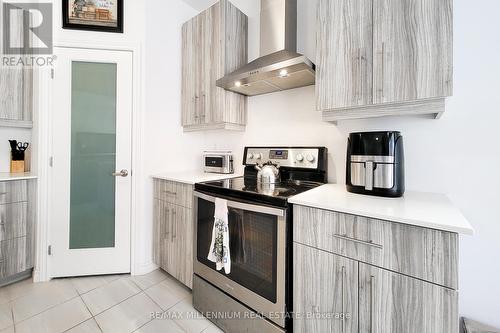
[63,0,123,33]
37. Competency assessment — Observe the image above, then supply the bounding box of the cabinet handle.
[171,210,176,239]
[341,265,346,333]
[0,258,5,263]
[380,42,385,99]
[358,48,363,102]
[164,208,170,239]
[163,190,177,196]
[0,192,7,196]
[330,233,383,249]
[370,275,375,333]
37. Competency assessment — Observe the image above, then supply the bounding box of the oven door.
[194,191,287,327]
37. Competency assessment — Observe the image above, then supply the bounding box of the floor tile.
[0,303,13,330]
[81,277,141,316]
[144,276,190,311]
[66,318,102,333]
[202,322,224,333]
[167,296,212,333]
[0,278,35,305]
[70,276,114,295]
[11,279,78,323]
[15,297,91,333]
[135,317,184,333]
[95,293,161,333]
[0,326,14,333]
[131,270,168,290]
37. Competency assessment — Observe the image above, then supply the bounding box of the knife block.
[10,160,25,173]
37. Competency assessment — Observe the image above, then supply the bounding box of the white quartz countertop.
[0,172,37,182]
[152,170,242,185]
[289,184,474,235]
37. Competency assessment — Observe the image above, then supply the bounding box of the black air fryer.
[346,131,405,197]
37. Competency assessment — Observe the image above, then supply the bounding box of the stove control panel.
[245,147,321,169]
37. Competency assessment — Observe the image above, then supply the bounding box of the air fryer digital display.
[269,150,288,159]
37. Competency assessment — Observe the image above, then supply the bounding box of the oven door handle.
[194,191,285,217]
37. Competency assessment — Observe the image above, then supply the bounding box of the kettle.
[255,161,280,184]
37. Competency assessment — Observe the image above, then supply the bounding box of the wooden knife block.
[10,160,25,173]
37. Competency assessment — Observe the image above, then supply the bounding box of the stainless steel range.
[193,146,328,333]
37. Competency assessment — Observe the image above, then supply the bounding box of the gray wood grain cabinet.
[294,243,358,333]
[153,179,194,288]
[0,180,36,287]
[293,205,459,333]
[181,0,248,132]
[316,0,452,121]
[0,4,33,128]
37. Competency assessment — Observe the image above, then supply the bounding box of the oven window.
[197,198,278,303]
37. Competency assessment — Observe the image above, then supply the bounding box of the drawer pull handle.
[330,234,383,250]
[0,258,5,263]
[163,190,177,196]
[370,275,375,333]
[341,265,346,333]
[0,192,7,195]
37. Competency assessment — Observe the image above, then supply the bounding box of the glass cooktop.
[194,177,324,207]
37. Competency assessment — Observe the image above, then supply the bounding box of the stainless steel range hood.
[216,0,315,96]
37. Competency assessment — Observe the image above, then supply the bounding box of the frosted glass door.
[50,47,132,278]
[70,62,117,249]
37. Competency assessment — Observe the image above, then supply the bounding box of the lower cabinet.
[358,263,458,333]
[294,243,358,333]
[153,179,194,288]
[0,179,36,286]
[294,243,458,333]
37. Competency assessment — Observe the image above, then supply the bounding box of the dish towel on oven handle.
[207,198,231,274]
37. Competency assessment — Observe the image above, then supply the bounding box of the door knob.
[112,169,129,177]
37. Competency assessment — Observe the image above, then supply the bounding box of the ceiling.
[181,0,218,11]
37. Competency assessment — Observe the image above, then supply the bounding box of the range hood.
[216,0,315,96]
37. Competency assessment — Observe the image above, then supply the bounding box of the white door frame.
[35,40,146,281]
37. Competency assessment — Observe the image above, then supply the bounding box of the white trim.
[36,39,146,281]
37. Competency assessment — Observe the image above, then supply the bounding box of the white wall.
[144,0,500,327]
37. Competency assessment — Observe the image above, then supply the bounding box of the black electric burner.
[195,176,324,208]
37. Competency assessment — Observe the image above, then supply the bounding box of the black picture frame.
[62,0,123,33]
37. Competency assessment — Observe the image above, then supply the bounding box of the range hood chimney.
[216,0,315,96]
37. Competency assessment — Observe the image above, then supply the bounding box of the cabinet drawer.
[154,179,193,208]
[0,181,28,204]
[293,205,458,289]
[0,202,28,241]
[0,237,32,279]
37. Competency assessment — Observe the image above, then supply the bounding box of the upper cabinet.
[182,0,248,132]
[0,4,33,128]
[316,0,453,121]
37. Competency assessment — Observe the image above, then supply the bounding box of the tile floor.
[0,270,223,333]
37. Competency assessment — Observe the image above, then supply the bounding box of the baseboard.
[133,261,158,276]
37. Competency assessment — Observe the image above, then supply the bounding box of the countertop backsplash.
[0,128,32,172]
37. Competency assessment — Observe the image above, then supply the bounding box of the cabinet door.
[373,0,453,104]
[0,6,30,121]
[294,243,358,333]
[171,205,193,288]
[316,0,373,110]
[153,200,175,273]
[181,18,201,127]
[359,263,458,333]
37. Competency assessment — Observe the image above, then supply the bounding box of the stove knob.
[306,154,315,163]
[295,154,304,162]
[255,153,262,160]
[247,153,254,160]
